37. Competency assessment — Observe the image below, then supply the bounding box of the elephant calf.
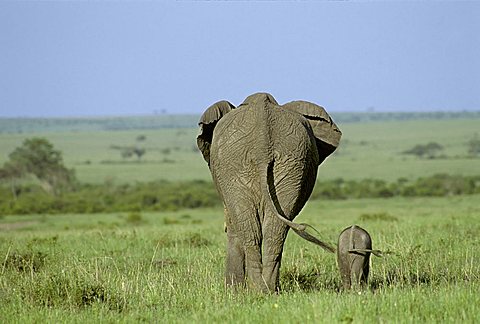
[337,225,379,289]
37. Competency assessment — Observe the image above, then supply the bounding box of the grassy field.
[0,118,479,183]
[1,195,479,322]
[1,115,479,322]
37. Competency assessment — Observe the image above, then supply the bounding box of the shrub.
[281,266,325,292]
[467,134,480,157]
[1,175,479,215]
[4,250,47,272]
[125,212,143,224]
[402,142,444,159]
[182,233,211,247]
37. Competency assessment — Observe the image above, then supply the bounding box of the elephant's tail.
[348,249,383,257]
[261,162,336,253]
[348,225,383,257]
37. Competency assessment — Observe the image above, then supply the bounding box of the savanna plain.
[0,114,479,323]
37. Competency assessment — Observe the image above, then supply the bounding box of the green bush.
[0,180,221,215]
[313,174,480,201]
[3,250,47,272]
[125,212,143,224]
[1,175,479,215]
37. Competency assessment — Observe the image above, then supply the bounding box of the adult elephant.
[197,93,342,292]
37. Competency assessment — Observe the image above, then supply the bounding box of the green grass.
[1,118,479,183]
[1,115,479,321]
[1,195,479,322]
[318,118,480,181]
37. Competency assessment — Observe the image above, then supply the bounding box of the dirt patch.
[0,221,38,231]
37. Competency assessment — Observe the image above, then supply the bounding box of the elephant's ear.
[283,101,342,164]
[197,100,236,164]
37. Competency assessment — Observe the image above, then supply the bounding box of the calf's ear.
[282,100,342,164]
[197,100,236,164]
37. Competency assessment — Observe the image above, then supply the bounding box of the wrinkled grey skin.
[197,93,341,293]
[337,225,373,289]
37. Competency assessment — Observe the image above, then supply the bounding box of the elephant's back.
[210,104,320,219]
[266,108,319,217]
[210,105,316,173]
[210,107,258,170]
[270,107,318,161]
[338,225,372,252]
[209,108,260,201]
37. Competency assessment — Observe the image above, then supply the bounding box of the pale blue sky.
[0,1,479,117]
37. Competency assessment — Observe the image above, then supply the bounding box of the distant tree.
[0,137,76,195]
[133,147,146,160]
[467,134,480,157]
[0,161,23,200]
[161,148,171,155]
[403,142,444,159]
[117,146,146,161]
[112,136,148,161]
[120,147,134,159]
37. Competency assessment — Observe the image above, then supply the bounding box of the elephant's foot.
[261,258,282,293]
[244,245,268,292]
[246,270,269,293]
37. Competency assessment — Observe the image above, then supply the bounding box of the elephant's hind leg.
[350,255,370,288]
[224,199,263,291]
[225,233,245,288]
[261,216,289,293]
